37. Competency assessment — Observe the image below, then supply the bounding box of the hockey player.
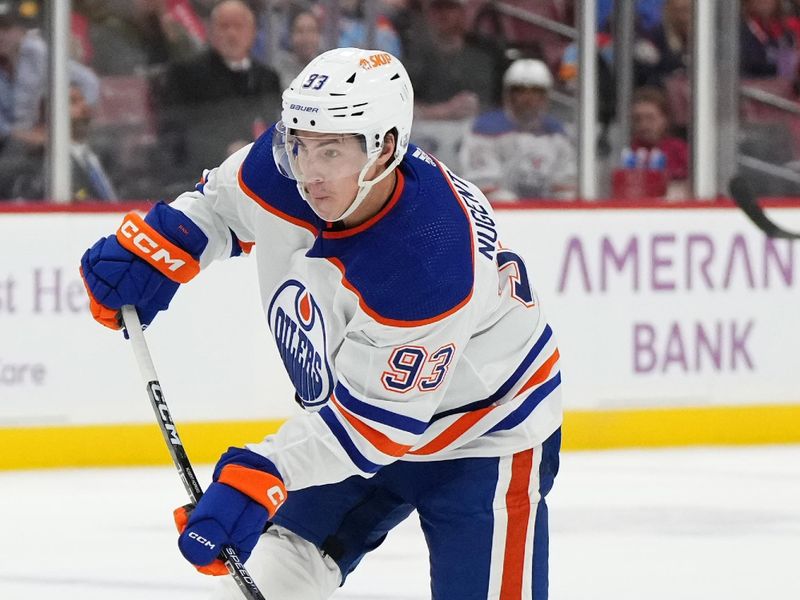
[79,48,562,600]
[459,59,577,201]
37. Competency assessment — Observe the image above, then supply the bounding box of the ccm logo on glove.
[188,531,216,549]
[116,212,200,283]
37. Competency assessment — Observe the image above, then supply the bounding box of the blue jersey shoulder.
[472,110,516,136]
[472,110,567,136]
[308,145,474,325]
[539,114,567,136]
[240,125,322,231]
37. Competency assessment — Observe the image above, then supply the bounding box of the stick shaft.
[121,306,266,600]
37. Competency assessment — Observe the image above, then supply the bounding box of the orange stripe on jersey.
[325,256,472,328]
[516,349,560,397]
[408,351,559,456]
[322,171,406,239]
[237,165,319,235]
[500,449,534,600]
[238,240,255,254]
[408,405,494,456]
[331,394,412,458]
[115,212,200,283]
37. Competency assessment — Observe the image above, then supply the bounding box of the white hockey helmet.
[273,47,414,221]
[503,59,553,90]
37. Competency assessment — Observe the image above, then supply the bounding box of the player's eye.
[323,149,340,159]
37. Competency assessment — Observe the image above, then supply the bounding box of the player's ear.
[377,130,397,168]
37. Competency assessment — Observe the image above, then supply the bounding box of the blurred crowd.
[1,0,800,203]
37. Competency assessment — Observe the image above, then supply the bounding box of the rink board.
[1,202,799,468]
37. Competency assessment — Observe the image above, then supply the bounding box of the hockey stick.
[729,175,800,240]
[120,305,266,600]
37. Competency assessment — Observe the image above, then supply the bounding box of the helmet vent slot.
[352,102,368,107]
[346,73,356,84]
[390,73,400,80]
[350,111,364,117]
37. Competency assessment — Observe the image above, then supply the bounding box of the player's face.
[289,131,370,221]
[210,2,256,62]
[291,13,320,61]
[632,101,668,145]
[507,86,548,121]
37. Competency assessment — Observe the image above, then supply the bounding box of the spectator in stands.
[383,0,426,57]
[156,0,281,193]
[1,0,99,149]
[638,0,692,87]
[271,9,322,90]
[557,27,618,131]
[459,59,576,201]
[597,0,666,32]
[336,0,403,58]
[630,86,688,184]
[0,80,117,201]
[248,0,311,67]
[75,0,203,76]
[405,0,507,120]
[740,0,799,78]
[160,0,280,105]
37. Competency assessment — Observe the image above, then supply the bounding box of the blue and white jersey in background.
[171,126,562,491]
[459,109,577,201]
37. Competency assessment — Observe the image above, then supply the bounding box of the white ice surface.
[1,445,799,599]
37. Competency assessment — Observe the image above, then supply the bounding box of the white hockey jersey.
[171,127,562,491]
[459,109,576,200]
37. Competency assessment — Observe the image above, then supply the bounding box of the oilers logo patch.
[267,280,333,406]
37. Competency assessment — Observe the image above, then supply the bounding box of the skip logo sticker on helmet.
[359,53,392,70]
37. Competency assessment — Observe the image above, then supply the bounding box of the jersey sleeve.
[458,131,511,199]
[245,308,477,490]
[169,143,261,268]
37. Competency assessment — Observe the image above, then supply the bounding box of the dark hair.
[289,9,319,31]
[632,86,671,120]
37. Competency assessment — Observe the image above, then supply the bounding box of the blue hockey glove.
[79,202,207,329]
[174,447,287,576]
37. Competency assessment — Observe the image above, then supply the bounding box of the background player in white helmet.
[80,48,563,599]
[460,58,577,202]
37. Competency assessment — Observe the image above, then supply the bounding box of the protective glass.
[272,121,370,184]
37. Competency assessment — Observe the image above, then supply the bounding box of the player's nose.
[301,161,326,184]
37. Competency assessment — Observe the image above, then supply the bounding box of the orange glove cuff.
[173,504,229,576]
[173,504,191,533]
[115,212,200,284]
[79,267,121,330]
[196,560,229,576]
[217,464,287,519]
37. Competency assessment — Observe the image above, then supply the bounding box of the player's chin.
[309,197,343,221]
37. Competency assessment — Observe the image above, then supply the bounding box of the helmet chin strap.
[301,150,403,224]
